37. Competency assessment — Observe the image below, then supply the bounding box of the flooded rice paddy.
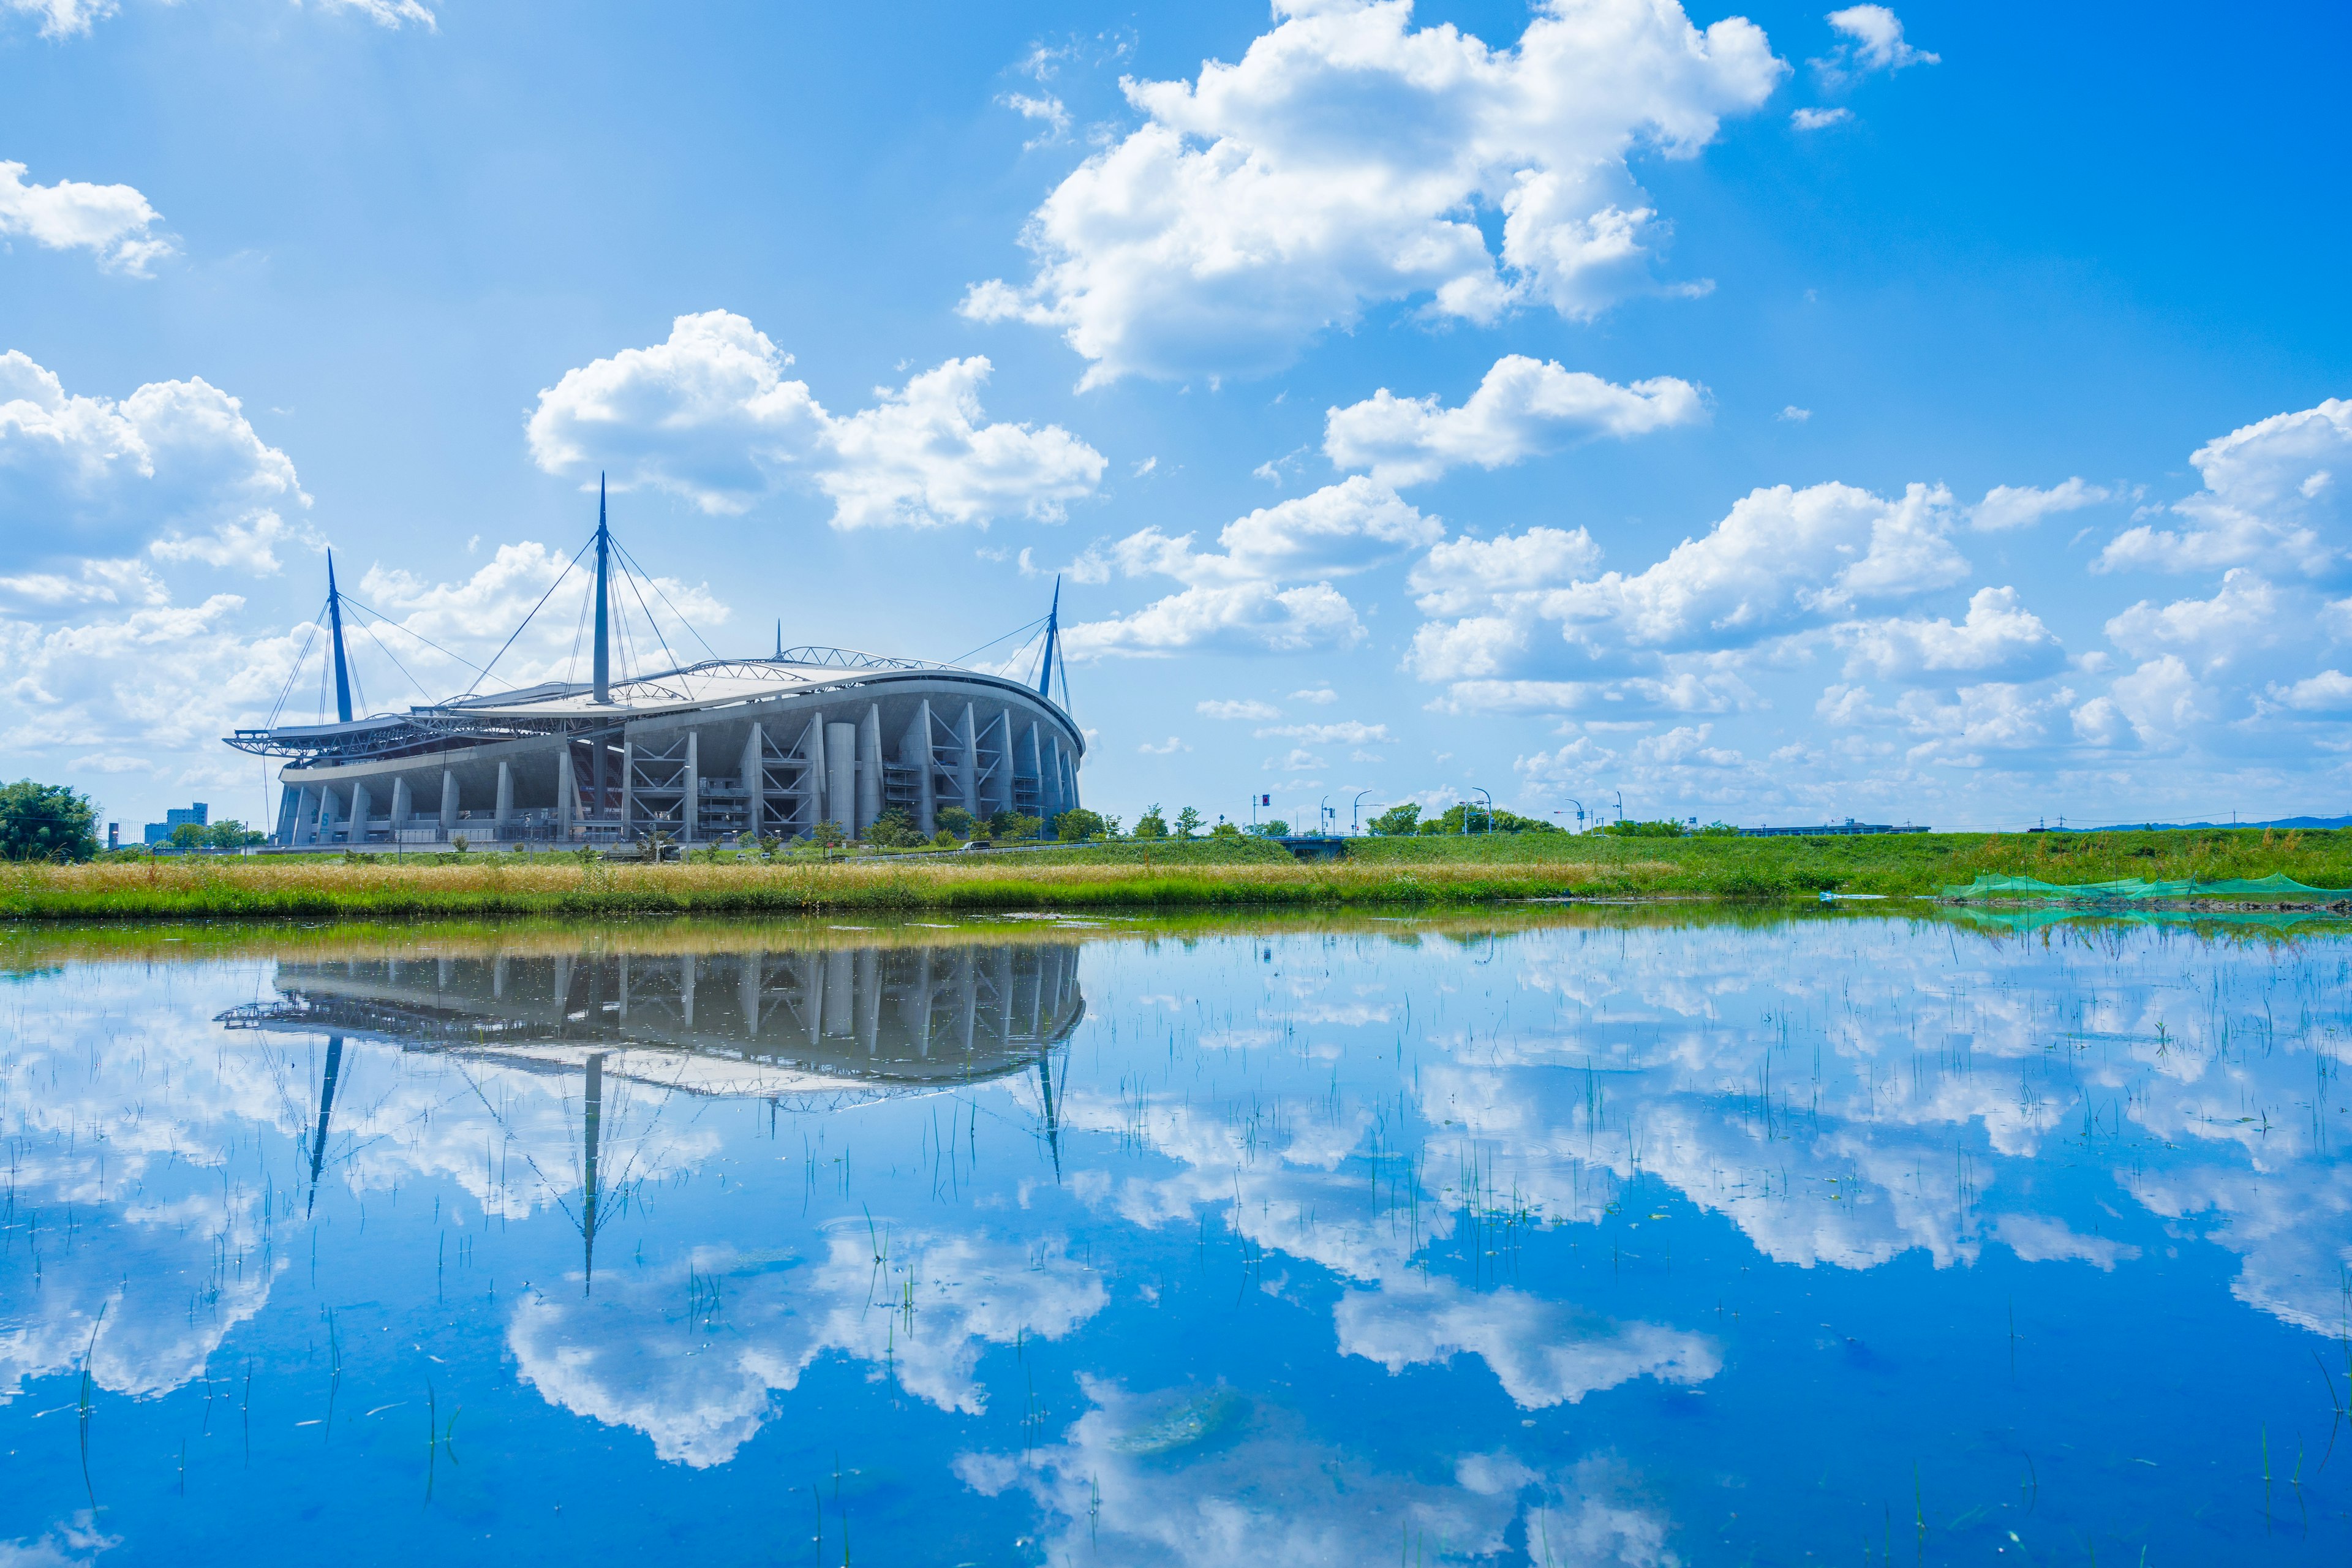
[2,908,2347,1564]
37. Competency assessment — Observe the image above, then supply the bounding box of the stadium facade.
[225,496,1083,848]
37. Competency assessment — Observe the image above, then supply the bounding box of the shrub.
[450,832,470,853]
[937,806,977,840]
[1054,807,1110,842]
[931,829,960,849]
[1134,805,1169,840]
[866,808,919,848]
[0,780,99,862]
[989,809,1043,840]
[1209,821,1242,839]
[1602,820,1684,839]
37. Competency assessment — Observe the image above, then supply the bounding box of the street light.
[1614,789,1624,827]
[1473,786,1493,835]
[1320,794,1332,838]
[1351,788,1371,835]
[1560,797,1585,834]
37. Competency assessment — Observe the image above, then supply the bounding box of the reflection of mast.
[581,1050,606,1293]
[306,1034,346,1215]
[1036,1049,1061,1181]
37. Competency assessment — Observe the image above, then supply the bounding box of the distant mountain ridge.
[2083,814,2352,832]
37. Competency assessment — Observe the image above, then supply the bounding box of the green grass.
[6,826,2347,922]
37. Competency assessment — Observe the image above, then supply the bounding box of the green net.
[1938,872,2352,903]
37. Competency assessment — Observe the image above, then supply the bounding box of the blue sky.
[3,0,2346,834]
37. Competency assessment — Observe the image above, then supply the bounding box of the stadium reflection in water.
[2,912,2347,1565]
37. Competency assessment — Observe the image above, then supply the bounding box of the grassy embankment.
[5,825,2348,922]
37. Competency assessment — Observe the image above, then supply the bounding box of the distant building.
[107,822,119,850]
[1739,818,1928,837]
[143,802,209,846]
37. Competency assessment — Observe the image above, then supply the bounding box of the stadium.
[226,489,1084,849]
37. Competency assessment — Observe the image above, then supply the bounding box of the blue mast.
[326,549,354,724]
[1036,576,1061,701]
[592,474,612,703]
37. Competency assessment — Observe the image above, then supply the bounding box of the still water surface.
[2,910,2347,1564]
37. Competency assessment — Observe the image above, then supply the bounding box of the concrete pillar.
[621,734,636,834]
[680,954,696,1030]
[904,701,937,836]
[557,747,578,837]
[825,722,856,835]
[440,769,458,831]
[1040,733,1063,823]
[739,952,761,1036]
[1061,747,1078,813]
[955,703,979,817]
[986,712,1016,816]
[495,760,513,838]
[294,784,320,846]
[822,949,854,1036]
[1022,723,1042,821]
[682,730,699,843]
[857,704,883,834]
[802,716,826,834]
[390,777,412,833]
[349,781,372,845]
[856,948,880,1057]
[742,722,765,841]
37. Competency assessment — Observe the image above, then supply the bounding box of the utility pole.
[1351,789,1370,835]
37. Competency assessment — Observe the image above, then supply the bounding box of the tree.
[204,820,263,848]
[989,808,1043,840]
[1250,818,1291,838]
[1174,806,1204,840]
[810,819,847,851]
[0,781,99,862]
[170,821,209,851]
[1209,820,1242,839]
[1133,804,1169,840]
[937,805,978,840]
[1602,818,1684,838]
[1367,803,1421,837]
[866,808,919,848]
[1053,807,1110,842]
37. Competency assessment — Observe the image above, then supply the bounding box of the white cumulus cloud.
[1817,6,1937,83]
[1837,586,2065,682]
[0,159,175,274]
[1197,698,1281,720]
[1968,477,2109,532]
[962,0,1785,383]
[527,311,1106,527]
[2095,399,2351,576]
[0,351,308,577]
[1322,355,1704,486]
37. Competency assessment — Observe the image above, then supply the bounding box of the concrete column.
[1061,747,1078,812]
[390,777,412,833]
[440,769,458,831]
[1022,723,1042,820]
[956,703,979,816]
[802,715,826,834]
[857,704,883,834]
[680,955,696,1029]
[856,948,880,1057]
[557,747,578,837]
[1040,733,1063,823]
[682,730,700,843]
[294,784,320,846]
[822,949,854,1036]
[739,952,761,1036]
[621,734,636,834]
[986,712,1016,816]
[349,780,372,845]
[824,722,856,834]
[495,760,513,837]
[902,701,936,836]
[742,722,765,841]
